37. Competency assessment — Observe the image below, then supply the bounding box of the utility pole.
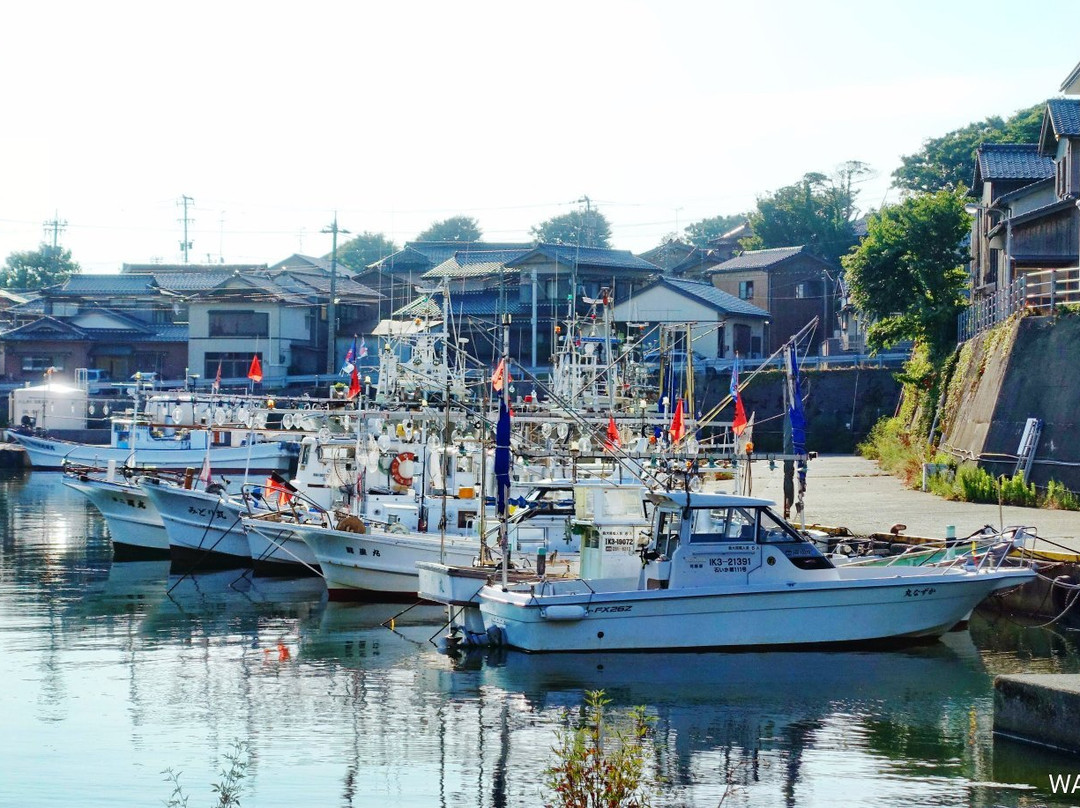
[178,195,194,263]
[322,214,350,374]
[43,212,67,249]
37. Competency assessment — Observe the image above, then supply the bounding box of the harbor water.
[3,469,1080,807]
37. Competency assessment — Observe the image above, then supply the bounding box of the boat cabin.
[645,492,834,589]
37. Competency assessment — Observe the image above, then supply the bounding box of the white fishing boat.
[473,490,1037,653]
[62,467,171,559]
[140,478,254,569]
[7,418,297,473]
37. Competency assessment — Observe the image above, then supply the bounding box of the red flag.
[730,356,748,437]
[212,359,222,393]
[491,358,509,392]
[605,414,620,451]
[670,398,685,443]
[347,365,361,399]
[732,393,748,437]
[247,354,263,383]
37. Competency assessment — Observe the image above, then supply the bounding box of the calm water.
[3,470,1080,807]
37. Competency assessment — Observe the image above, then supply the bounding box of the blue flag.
[495,398,512,518]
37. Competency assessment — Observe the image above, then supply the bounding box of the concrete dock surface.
[743,454,1080,550]
[995,674,1080,755]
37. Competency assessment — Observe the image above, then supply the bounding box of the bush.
[1044,479,1080,511]
[545,690,659,808]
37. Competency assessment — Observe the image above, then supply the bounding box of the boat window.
[299,443,311,468]
[725,508,759,542]
[758,508,803,544]
[689,508,732,543]
[655,509,683,557]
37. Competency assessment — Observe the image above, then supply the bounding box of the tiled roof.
[708,246,808,272]
[155,271,235,292]
[371,242,533,272]
[53,274,157,295]
[507,244,660,272]
[657,278,770,318]
[976,144,1053,181]
[422,249,530,279]
[1047,98,1080,138]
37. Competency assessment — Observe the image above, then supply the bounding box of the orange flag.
[670,398,685,443]
[605,414,620,451]
[247,354,263,383]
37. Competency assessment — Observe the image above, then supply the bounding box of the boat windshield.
[688,506,758,543]
[687,506,805,544]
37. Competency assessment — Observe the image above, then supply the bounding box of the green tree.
[892,103,1045,194]
[1,243,80,289]
[682,213,746,246]
[742,162,869,266]
[416,215,482,242]
[841,189,970,362]
[531,208,612,248]
[333,231,397,272]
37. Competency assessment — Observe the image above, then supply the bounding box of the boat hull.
[243,520,321,577]
[63,476,170,558]
[140,482,252,570]
[477,566,1036,653]
[7,430,295,473]
[278,521,484,601]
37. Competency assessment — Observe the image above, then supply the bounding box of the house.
[967,144,1056,294]
[0,272,193,383]
[705,245,839,354]
[638,239,698,271]
[0,259,383,385]
[398,243,661,367]
[666,223,750,280]
[362,241,534,324]
[611,277,770,359]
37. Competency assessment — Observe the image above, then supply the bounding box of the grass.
[163,739,251,807]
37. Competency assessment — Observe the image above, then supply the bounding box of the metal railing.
[959,267,1080,342]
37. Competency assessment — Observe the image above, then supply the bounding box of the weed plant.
[545,690,659,808]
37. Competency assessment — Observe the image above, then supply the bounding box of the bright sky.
[1,1,1077,274]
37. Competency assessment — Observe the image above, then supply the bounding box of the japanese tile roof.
[506,244,660,272]
[398,290,527,318]
[1,316,87,340]
[422,249,531,279]
[1047,98,1080,138]
[975,143,1053,181]
[707,245,812,272]
[155,271,235,292]
[370,242,533,273]
[52,274,158,295]
[654,278,770,318]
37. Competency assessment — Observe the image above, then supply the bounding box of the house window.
[795,282,808,299]
[205,352,261,380]
[208,310,269,337]
[739,281,754,300]
[22,356,60,372]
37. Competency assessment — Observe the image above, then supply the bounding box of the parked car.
[641,350,712,376]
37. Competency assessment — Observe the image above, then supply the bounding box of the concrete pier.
[994,674,1080,755]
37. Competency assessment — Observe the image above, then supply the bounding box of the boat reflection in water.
[437,633,1001,806]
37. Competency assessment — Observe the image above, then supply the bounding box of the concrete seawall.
[942,314,1080,491]
[995,674,1080,755]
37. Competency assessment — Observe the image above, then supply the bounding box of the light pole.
[322,215,350,374]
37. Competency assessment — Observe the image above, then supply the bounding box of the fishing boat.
[7,417,297,473]
[473,490,1037,653]
[62,465,172,559]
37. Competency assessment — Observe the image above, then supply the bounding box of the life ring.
[390,452,416,486]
